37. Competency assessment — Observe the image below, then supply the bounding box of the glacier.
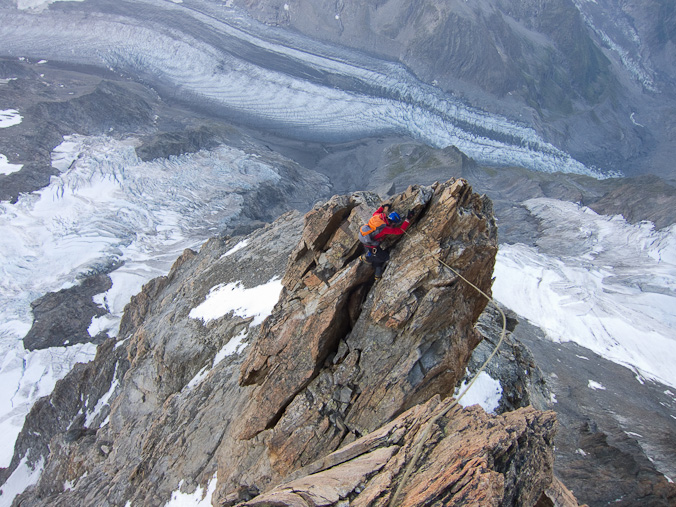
[494,199,676,389]
[0,0,610,178]
[572,0,658,92]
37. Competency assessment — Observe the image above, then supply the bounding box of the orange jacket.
[371,206,410,242]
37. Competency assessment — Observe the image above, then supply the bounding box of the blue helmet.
[387,211,401,224]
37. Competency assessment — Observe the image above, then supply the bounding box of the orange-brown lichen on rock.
[242,395,562,507]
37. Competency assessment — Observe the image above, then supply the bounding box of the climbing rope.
[388,226,507,507]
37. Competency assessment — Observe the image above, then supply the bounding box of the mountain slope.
[2,179,574,506]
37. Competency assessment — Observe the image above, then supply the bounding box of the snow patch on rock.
[0,454,44,506]
[189,278,282,326]
[165,473,218,507]
[456,371,503,414]
[0,154,22,175]
[0,109,22,128]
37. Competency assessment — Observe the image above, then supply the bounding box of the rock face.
[472,304,551,415]
[243,399,558,507]
[241,0,613,105]
[4,179,570,506]
[23,273,113,350]
[239,180,495,440]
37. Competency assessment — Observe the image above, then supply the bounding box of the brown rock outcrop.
[234,179,498,476]
[242,397,559,507]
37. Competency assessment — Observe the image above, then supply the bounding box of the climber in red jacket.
[358,204,414,279]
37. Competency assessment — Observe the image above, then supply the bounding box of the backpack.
[359,213,387,246]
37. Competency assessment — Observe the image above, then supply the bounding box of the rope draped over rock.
[388,225,507,507]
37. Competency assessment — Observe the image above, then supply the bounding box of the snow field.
[494,198,676,389]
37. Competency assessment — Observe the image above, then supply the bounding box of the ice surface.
[0,109,22,128]
[494,198,676,388]
[0,343,96,467]
[455,371,503,414]
[189,278,282,326]
[0,154,23,176]
[0,4,609,177]
[16,0,83,11]
[1,134,281,339]
[50,136,83,172]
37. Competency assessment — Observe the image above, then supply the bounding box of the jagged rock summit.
[6,179,575,506]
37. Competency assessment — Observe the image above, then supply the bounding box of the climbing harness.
[388,228,507,507]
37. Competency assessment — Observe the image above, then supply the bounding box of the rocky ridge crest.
[6,179,575,506]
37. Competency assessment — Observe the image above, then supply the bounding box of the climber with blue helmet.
[358,203,414,279]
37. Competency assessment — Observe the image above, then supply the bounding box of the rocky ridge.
[4,179,576,506]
